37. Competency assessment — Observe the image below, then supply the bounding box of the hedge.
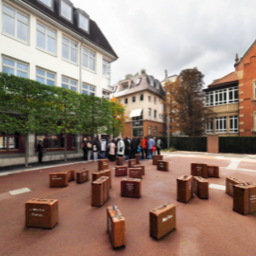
[161,136,207,152]
[219,136,256,154]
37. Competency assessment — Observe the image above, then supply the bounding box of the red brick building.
[204,40,256,136]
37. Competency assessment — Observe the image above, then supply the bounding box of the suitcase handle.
[184,175,188,179]
[112,205,122,219]
[38,198,47,201]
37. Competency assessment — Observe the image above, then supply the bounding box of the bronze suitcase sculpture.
[226,177,245,197]
[157,160,169,171]
[116,157,124,166]
[107,205,125,248]
[121,178,141,198]
[152,155,163,165]
[92,169,112,188]
[193,176,208,199]
[49,172,68,188]
[98,159,109,171]
[76,169,89,184]
[91,176,109,207]
[177,174,193,203]
[67,170,76,181]
[115,166,128,177]
[191,163,208,178]
[149,203,176,240]
[25,198,58,228]
[135,154,140,164]
[129,168,142,179]
[134,165,145,175]
[128,159,136,168]
[207,165,219,178]
[233,183,256,215]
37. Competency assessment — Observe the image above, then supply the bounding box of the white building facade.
[0,0,118,166]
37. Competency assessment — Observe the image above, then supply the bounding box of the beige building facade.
[111,74,165,137]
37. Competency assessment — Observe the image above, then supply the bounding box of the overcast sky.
[72,0,256,87]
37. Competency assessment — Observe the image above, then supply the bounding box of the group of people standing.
[82,135,164,162]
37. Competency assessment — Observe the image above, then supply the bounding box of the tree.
[163,68,214,136]
[109,97,126,137]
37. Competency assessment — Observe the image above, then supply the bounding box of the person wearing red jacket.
[140,136,146,160]
[144,136,148,159]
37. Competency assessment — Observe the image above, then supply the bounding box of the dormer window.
[79,14,89,32]
[148,76,154,86]
[136,78,141,85]
[39,0,53,9]
[61,1,72,21]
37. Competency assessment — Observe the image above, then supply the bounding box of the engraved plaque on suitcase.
[115,166,128,177]
[76,169,89,184]
[107,205,125,248]
[134,165,145,175]
[121,178,141,198]
[150,203,176,240]
[49,172,68,188]
[193,176,208,199]
[152,155,163,165]
[233,183,256,215]
[98,159,109,171]
[177,174,193,203]
[157,160,169,171]
[129,168,142,179]
[226,177,244,197]
[26,198,58,229]
[191,163,208,178]
[128,159,136,168]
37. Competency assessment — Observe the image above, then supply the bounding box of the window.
[38,0,53,9]
[2,57,28,78]
[36,68,55,86]
[82,47,95,71]
[62,76,77,91]
[154,127,157,136]
[154,97,157,103]
[2,4,29,43]
[125,98,128,104]
[140,94,144,101]
[62,37,77,63]
[206,118,213,133]
[82,83,95,95]
[79,14,89,32]
[136,78,141,85]
[132,96,136,103]
[205,87,238,106]
[156,81,160,89]
[154,110,157,119]
[148,76,154,86]
[103,59,110,79]
[216,117,226,133]
[102,90,110,100]
[148,126,152,135]
[0,132,20,152]
[61,1,72,21]
[148,108,151,118]
[132,112,143,127]
[36,23,56,54]
[229,116,238,133]
[159,114,162,119]
[148,95,151,102]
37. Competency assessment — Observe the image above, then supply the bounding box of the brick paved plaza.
[1,152,256,256]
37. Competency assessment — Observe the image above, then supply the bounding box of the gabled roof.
[21,0,118,59]
[203,72,238,91]
[235,39,256,67]
[112,74,165,98]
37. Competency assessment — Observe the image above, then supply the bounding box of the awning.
[129,108,143,118]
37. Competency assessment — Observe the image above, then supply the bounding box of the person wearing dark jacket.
[92,138,100,162]
[37,140,44,163]
[86,137,93,161]
[82,137,87,160]
[131,137,138,159]
[124,137,131,160]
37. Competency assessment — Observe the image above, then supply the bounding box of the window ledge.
[82,67,96,74]
[251,99,256,102]
[62,58,79,66]
[2,32,29,46]
[36,47,57,58]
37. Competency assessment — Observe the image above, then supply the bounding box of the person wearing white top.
[117,138,125,157]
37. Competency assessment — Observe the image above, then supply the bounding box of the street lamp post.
[165,70,170,149]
